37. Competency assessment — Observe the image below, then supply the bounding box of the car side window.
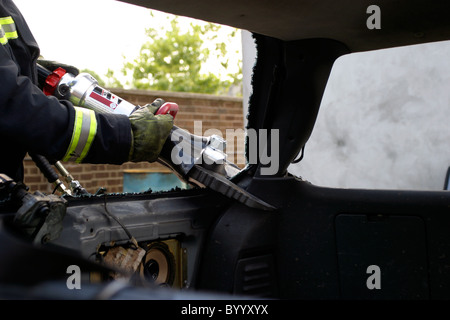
[289,40,450,191]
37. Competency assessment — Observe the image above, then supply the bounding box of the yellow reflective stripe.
[5,30,18,39]
[0,22,7,44]
[78,109,98,162]
[0,16,18,45]
[0,16,14,25]
[63,109,83,162]
[63,107,97,163]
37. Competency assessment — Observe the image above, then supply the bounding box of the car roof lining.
[119,0,450,52]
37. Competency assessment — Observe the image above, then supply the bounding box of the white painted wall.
[242,34,450,191]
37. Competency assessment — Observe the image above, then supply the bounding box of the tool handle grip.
[156,102,179,118]
[29,153,59,183]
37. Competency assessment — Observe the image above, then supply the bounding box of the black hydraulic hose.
[29,153,66,194]
[29,153,58,183]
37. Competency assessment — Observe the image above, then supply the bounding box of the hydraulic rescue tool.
[36,64,275,211]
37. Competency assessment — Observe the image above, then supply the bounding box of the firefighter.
[0,0,174,182]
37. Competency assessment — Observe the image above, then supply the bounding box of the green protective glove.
[143,98,166,114]
[37,59,80,76]
[128,100,174,163]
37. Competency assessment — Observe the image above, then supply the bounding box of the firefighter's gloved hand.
[128,105,173,163]
[37,59,80,76]
[142,98,166,114]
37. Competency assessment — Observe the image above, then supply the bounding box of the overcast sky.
[13,0,242,81]
[14,0,153,75]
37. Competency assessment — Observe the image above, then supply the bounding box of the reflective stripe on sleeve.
[63,107,97,163]
[0,16,18,45]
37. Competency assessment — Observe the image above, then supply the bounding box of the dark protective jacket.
[0,0,132,182]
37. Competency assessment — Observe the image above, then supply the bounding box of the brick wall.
[23,89,244,194]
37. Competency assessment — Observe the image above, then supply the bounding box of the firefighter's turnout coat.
[0,0,132,181]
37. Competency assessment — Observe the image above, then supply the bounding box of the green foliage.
[80,68,106,87]
[122,16,242,95]
[104,68,124,89]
